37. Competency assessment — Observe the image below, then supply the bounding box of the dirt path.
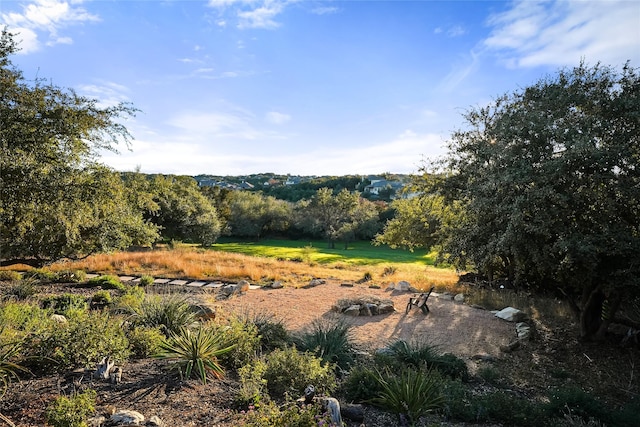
[209,280,515,362]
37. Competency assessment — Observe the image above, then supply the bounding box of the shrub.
[156,325,235,384]
[239,309,290,352]
[23,310,130,372]
[41,293,88,316]
[261,347,336,399]
[133,293,197,336]
[86,275,125,291]
[53,270,86,283]
[23,268,56,282]
[477,366,501,385]
[338,363,383,403]
[139,274,154,286]
[2,279,38,301]
[236,358,268,408]
[217,315,260,370]
[474,391,544,426]
[370,367,444,426]
[89,290,112,310]
[46,389,96,427]
[381,339,468,380]
[242,399,335,427]
[0,270,22,282]
[294,317,355,371]
[126,326,164,359]
[546,387,613,426]
[0,301,51,342]
[113,285,146,313]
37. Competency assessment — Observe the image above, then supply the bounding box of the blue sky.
[2,0,639,176]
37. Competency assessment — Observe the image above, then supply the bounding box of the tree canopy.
[0,29,158,265]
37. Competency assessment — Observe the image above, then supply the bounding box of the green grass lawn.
[210,238,438,266]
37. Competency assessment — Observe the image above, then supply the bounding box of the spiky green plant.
[133,293,197,336]
[370,367,444,427]
[156,325,235,384]
[294,317,354,371]
[0,339,30,398]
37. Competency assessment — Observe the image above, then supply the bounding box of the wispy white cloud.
[434,24,467,38]
[265,111,291,125]
[311,6,339,15]
[0,0,99,53]
[207,0,295,30]
[484,0,640,67]
[77,81,130,108]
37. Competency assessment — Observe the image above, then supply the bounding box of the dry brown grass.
[45,248,459,291]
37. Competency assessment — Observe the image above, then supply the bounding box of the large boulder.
[110,410,145,425]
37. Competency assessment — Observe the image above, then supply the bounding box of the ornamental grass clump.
[156,325,235,384]
[370,367,444,427]
[294,317,355,371]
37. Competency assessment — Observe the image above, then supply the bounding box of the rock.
[341,403,365,422]
[386,282,395,291]
[110,410,145,425]
[343,305,361,316]
[396,281,410,291]
[377,303,395,314]
[340,283,354,287]
[471,354,497,362]
[237,280,250,292]
[359,305,372,316]
[439,292,454,301]
[320,397,342,426]
[50,314,68,323]
[366,303,379,316]
[495,307,528,322]
[368,284,381,289]
[270,281,283,289]
[87,415,107,427]
[305,278,326,288]
[221,284,239,296]
[408,286,420,293]
[147,416,165,426]
[516,322,532,340]
[454,293,465,303]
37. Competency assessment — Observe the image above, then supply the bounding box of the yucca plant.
[133,294,197,336]
[0,339,30,398]
[370,367,444,427]
[156,325,235,384]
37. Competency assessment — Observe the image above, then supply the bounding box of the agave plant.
[370,367,444,427]
[156,325,235,384]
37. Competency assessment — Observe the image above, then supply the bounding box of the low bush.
[260,347,337,399]
[89,290,112,310]
[52,270,86,284]
[239,309,290,352]
[126,326,164,359]
[546,387,619,426]
[2,279,38,301]
[380,339,468,380]
[23,268,56,283]
[86,275,125,291]
[139,274,155,286]
[23,310,130,372]
[156,325,235,384]
[294,317,354,371]
[0,270,22,282]
[46,389,96,427]
[242,399,335,427]
[217,315,260,370]
[41,293,88,316]
[112,285,146,313]
[370,367,444,426]
[0,340,29,398]
[338,363,383,403]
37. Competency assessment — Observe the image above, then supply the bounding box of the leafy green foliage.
[216,315,260,370]
[225,190,292,238]
[2,279,38,301]
[0,271,21,282]
[242,399,335,427]
[125,326,164,359]
[338,363,383,403]
[260,347,337,399]
[52,270,86,284]
[0,339,30,398]
[156,325,235,383]
[86,275,125,291]
[370,367,444,426]
[22,268,56,282]
[41,293,88,315]
[294,317,355,371]
[239,309,291,352]
[139,274,155,286]
[23,310,130,372]
[45,389,96,427]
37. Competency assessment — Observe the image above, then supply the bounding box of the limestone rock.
[396,281,410,291]
[439,292,454,301]
[147,416,165,426]
[495,307,528,322]
[50,314,68,323]
[110,410,145,425]
[306,278,326,288]
[454,293,465,303]
[237,280,250,292]
[343,305,361,316]
[87,415,107,427]
[386,282,396,291]
[270,281,283,289]
[377,303,395,314]
[516,322,532,340]
[359,305,372,316]
[221,284,239,296]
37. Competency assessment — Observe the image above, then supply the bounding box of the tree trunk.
[580,288,606,341]
[594,292,622,341]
